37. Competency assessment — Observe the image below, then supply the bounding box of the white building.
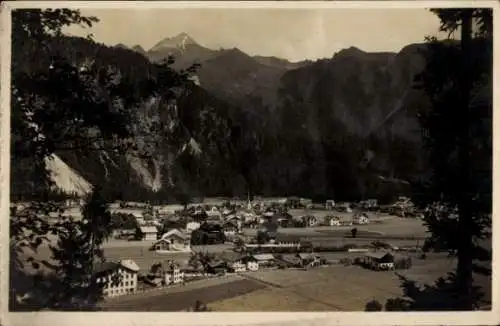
[93,259,140,297]
[326,216,341,226]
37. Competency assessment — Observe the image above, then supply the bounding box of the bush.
[365,300,383,311]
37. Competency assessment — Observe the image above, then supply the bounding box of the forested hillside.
[12,32,433,204]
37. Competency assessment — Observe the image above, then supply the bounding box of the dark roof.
[208,260,227,268]
[93,261,120,274]
[365,251,394,260]
[297,253,320,260]
[279,254,300,264]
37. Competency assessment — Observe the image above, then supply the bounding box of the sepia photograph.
[2,0,496,323]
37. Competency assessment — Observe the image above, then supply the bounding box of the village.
[14,196,438,309]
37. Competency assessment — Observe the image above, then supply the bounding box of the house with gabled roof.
[137,225,158,241]
[363,251,395,271]
[152,229,190,252]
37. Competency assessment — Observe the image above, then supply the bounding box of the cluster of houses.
[90,249,329,299]
[108,195,426,250]
[91,258,190,298]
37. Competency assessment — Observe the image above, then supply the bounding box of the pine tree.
[382,9,492,311]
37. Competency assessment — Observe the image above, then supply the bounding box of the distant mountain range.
[13,32,434,203]
[125,33,312,105]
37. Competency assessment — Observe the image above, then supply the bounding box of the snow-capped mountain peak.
[149,32,198,52]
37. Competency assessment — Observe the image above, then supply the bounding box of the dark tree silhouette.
[9,9,207,310]
[364,300,383,311]
[45,187,113,310]
[372,8,492,312]
[412,8,492,310]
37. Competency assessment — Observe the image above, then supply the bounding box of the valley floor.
[11,214,491,311]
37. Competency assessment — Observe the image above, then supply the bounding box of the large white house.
[93,259,140,297]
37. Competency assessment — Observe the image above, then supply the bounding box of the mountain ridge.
[12,32,433,203]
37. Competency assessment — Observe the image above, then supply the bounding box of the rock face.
[44,154,93,196]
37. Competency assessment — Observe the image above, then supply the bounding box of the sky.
[65,8,446,62]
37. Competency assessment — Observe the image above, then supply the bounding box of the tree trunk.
[456,9,474,310]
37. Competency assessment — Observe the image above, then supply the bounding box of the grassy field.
[210,265,404,311]
[208,252,491,311]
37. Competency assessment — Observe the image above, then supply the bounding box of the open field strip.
[208,257,458,311]
[101,273,245,305]
[99,278,266,311]
[207,287,338,311]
